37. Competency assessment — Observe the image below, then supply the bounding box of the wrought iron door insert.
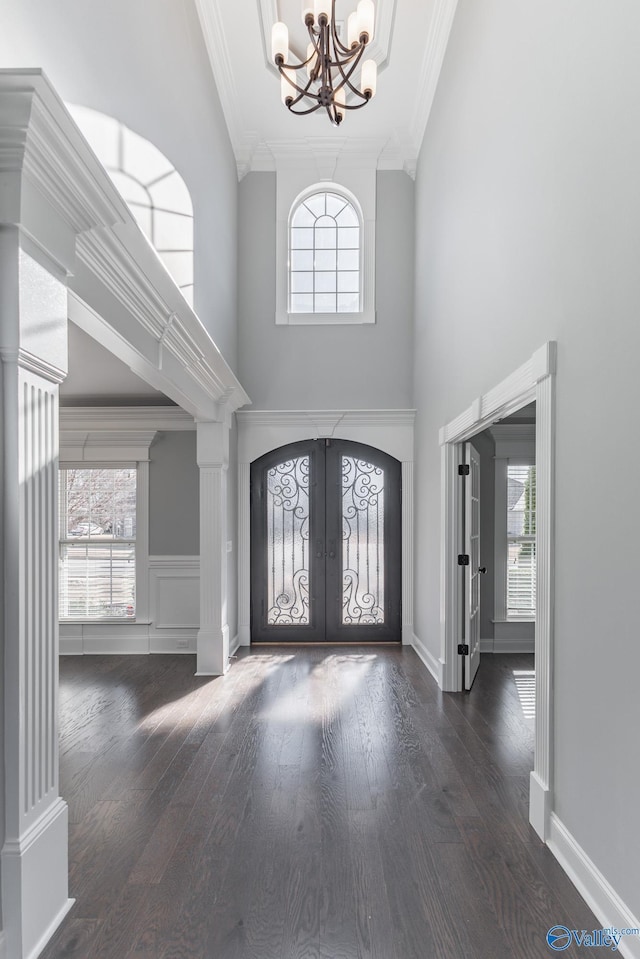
[250,439,401,643]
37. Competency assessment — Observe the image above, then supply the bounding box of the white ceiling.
[194,0,459,177]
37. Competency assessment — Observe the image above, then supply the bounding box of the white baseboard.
[410,633,443,686]
[548,813,640,959]
[1,798,74,959]
[229,634,240,656]
[60,627,198,655]
[0,931,5,959]
[25,898,75,959]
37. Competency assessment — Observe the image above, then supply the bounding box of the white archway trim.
[439,341,556,842]
[236,409,415,646]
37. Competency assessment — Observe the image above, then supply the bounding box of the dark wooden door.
[250,439,401,644]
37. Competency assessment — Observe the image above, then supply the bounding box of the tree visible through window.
[289,190,361,314]
[59,468,137,619]
[507,464,536,617]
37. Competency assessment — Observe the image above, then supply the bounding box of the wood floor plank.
[39,650,602,959]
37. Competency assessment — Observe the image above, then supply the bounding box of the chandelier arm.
[278,64,323,105]
[331,43,367,97]
[330,8,357,57]
[286,100,325,116]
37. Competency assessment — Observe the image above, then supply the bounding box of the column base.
[238,624,251,646]
[1,798,74,959]
[196,624,230,676]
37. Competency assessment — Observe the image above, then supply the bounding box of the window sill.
[275,309,376,326]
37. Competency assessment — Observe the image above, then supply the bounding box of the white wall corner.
[548,815,640,959]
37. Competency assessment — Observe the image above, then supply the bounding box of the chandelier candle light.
[271,0,377,125]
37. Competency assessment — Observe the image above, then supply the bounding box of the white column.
[196,420,230,675]
[0,233,73,959]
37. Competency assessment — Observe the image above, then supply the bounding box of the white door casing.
[439,341,556,842]
[464,443,481,689]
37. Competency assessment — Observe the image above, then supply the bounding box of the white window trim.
[275,170,376,326]
[58,430,155,624]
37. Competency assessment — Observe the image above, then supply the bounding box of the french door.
[250,439,401,643]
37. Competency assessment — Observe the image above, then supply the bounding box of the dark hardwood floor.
[41,648,599,959]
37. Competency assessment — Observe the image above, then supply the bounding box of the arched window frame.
[288,186,364,317]
[67,104,195,308]
[275,172,376,326]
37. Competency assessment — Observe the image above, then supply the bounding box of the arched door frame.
[236,409,415,649]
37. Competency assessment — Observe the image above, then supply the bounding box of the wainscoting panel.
[59,556,200,654]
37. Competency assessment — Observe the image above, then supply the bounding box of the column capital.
[196,419,230,469]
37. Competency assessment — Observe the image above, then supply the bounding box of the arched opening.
[68,104,195,306]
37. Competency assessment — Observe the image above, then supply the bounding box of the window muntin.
[59,468,137,620]
[289,191,361,314]
[506,464,536,617]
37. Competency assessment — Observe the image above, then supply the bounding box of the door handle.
[328,539,336,559]
[316,539,324,559]
[478,567,487,574]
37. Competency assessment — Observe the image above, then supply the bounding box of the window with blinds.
[59,468,136,619]
[507,463,536,617]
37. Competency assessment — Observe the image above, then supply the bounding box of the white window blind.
[506,463,536,617]
[59,468,136,619]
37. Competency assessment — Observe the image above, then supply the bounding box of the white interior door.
[464,443,481,689]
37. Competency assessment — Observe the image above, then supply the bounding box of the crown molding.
[193,0,262,179]
[59,406,195,432]
[236,409,415,428]
[410,0,460,160]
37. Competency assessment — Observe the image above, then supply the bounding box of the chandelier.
[271,0,377,126]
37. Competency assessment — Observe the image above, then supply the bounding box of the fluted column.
[1,232,72,958]
[196,420,230,675]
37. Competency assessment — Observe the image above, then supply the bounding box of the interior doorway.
[250,438,402,644]
[440,341,555,840]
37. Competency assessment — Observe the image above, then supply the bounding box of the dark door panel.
[250,439,401,644]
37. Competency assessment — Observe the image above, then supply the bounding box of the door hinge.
[458,644,469,656]
[458,554,470,566]
[458,464,470,476]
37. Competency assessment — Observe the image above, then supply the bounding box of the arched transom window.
[289,191,361,314]
[68,104,194,307]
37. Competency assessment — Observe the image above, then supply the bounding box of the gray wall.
[413,0,640,915]
[0,0,239,368]
[149,432,199,555]
[238,171,414,410]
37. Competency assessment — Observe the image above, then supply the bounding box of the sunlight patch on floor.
[513,669,536,719]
